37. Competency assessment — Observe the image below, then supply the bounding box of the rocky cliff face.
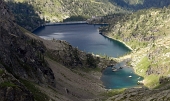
[0,1,34,100]
[0,68,34,101]
[0,0,56,100]
[0,7,55,87]
[0,0,14,21]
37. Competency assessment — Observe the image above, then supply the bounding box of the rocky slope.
[26,30,116,101]
[0,68,34,101]
[0,1,55,86]
[0,0,57,100]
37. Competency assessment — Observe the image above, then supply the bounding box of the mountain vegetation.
[101,4,170,89]
[97,4,170,101]
[6,1,45,31]
[4,0,125,31]
[109,0,170,10]
[102,6,170,49]
[4,0,170,31]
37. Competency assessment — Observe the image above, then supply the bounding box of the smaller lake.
[101,61,143,89]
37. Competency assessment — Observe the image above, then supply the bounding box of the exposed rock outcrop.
[0,1,56,100]
[0,12,55,87]
[0,67,34,101]
[0,0,14,21]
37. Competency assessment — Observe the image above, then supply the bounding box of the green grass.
[144,74,160,88]
[0,69,5,76]
[100,89,126,100]
[20,79,49,101]
[101,88,126,97]
[135,57,161,88]
[135,56,151,76]
[0,81,17,88]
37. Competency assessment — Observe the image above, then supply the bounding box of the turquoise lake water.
[101,61,143,89]
[33,24,143,89]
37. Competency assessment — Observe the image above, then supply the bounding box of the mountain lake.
[33,23,143,89]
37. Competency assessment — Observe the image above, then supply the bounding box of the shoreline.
[31,24,45,33]
[99,33,146,87]
[100,33,133,51]
[32,21,108,33]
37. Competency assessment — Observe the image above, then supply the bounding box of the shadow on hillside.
[5,1,45,32]
[109,0,170,10]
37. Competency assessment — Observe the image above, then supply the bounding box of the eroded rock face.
[0,0,54,85]
[0,0,56,100]
[0,68,34,101]
[0,0,14,21]
[0,18,55,87]
[0,0,55,87]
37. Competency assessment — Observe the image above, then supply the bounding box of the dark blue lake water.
[33,24,143,89]
[33,24,130,57]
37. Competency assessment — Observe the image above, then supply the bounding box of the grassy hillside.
[99,5,170,100]
[102,5,170,88]
[104,6,170,50]
[110,0,170,10]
